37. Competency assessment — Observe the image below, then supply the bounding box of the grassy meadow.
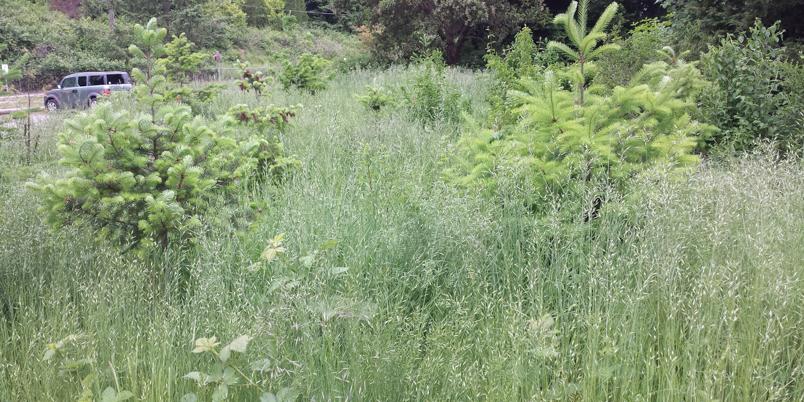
[1,66,804,401]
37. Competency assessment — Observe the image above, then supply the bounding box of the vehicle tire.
[45,99,59,111]
[89,97,98,108]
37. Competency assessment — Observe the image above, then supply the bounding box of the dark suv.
[44,71,132,110]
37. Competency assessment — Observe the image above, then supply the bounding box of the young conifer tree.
[28,19,299,254]
[548,0,621,105]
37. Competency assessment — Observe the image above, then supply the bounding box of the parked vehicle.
[44,71,132,110]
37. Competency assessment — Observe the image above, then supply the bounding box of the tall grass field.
[1,66,803,401]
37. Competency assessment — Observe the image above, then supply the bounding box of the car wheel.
[46,99,58,111]
[89,97,98,108]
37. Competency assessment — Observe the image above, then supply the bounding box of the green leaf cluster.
[227,103,302,134]
[594,17,673,89]
[699,20,804,153]
[548,0,622,106]
[354,83,396,112]
[184,334,293,402]
[234,60,270,104]
[160,33,208,87]
[274,53,332,93]
[128,18,169,117]
[484,27,559,127]
[400,50,465,124]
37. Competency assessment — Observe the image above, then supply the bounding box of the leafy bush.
[484,26,559,127]
[400,50,466,124]
[274,52,332,93]
[699,20,804,153]
[595,17,673,88]
[354,83,396,112]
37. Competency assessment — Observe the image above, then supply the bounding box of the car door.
[59,76,80,107]
[76,75,90,105]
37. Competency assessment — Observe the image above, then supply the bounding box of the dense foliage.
[659,0,804,54]
[594,17,673,88]
[274,53,332,93]
[699,20,804,153]
[334,0,551,65]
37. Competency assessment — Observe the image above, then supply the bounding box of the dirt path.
[0,92,45,114]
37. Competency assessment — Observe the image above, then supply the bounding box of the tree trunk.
[442,25,469,65]
[163,0,170,34]
[109,7,114,32]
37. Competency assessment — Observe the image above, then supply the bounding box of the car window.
[77,76,87,87]
[107,74,125,85]
[89,75,105,86]
[61,77,77,88]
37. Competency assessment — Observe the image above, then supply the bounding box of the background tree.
[159,33,207,86]
[335,0,550,65]
[241,0,285,28]
[657,0,804,54]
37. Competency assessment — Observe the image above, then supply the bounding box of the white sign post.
[213,51,222,82]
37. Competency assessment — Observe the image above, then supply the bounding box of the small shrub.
[27,103,291,252]
[354,83,396,112]
[595,17,673,88]
[274,52,332,93]
[484,26,559,127]
[400,50,465,124]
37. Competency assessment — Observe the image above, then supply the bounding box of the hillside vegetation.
[2,1,804,401]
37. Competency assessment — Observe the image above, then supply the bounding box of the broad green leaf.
[219,347,231,364]
[119,391,134,400]
[260,392,278,402]
[192,336,220,353]
[81,373,96,388]
[222,366,239,385]
[208,362,223,382]
[101,387,117,402]
[183,371,206,384]
[43,348,56,361]
[250,358,272,372]
[181,394,197,402]
[226,335,251,353]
